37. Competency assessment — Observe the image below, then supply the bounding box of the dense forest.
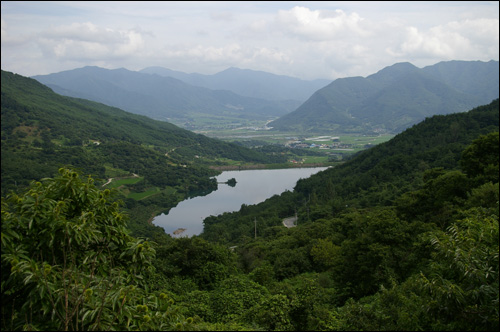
[1,68,498,330]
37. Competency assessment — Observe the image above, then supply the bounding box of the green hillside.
[1,70,287,196]
[202,99,499,243]
[270,60,499,133]
[199,99,499,330]
[422,60,500,101]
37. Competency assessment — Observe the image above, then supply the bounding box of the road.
[282,216,297,228]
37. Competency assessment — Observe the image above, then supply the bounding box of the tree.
[310,238,340,270]
[418,210,499,331]
[460,131,499,184]
[209,275,269,323]
[337,209,499,331]
[1,168,160,331]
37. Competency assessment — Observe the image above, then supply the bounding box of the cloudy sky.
[1,1,498,80]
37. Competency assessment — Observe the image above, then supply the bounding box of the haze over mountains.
[270,60,499,133]
[139,66,331,101]
[32,60,498,134]
[32,66,318,127]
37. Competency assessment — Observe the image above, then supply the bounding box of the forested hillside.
[2,95,498,330]
[203,99,499,243]
[1,69,293,238]
[199,99,499,330]
[270,60,499,133]
[1,70,288,192]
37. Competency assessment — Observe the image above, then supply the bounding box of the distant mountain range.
[269,60,499,133]
[139,66,331,102]
[32,66,305,125]
[32,60,499,135]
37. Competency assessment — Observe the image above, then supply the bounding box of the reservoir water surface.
[152,167,328,237]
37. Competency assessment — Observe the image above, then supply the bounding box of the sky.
[1,1,499,80]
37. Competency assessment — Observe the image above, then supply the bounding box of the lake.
[152,167,328,237]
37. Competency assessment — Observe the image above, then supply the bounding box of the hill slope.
[269,60,499,133]
[200,99,498,331]
[202,98,499,243]
[1,70,285,195]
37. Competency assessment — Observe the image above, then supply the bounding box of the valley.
[1,68,498,332]
[195,118,394,160]
[2,1,499,329]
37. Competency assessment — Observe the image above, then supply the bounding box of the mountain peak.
[369,62,419,78]
[270,60,498,134]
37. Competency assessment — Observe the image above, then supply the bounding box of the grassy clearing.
[164,187,177,195]
[126,186,177,201]
[105,177,143,189]
[127,187,161,200]
[339,134,393,145]
[302,156,330,163]
[104,164,131,178]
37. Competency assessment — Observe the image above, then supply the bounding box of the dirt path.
[102,173,139,187]
[165,143,200,157]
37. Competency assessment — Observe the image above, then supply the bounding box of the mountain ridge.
[269,60,499,133]
[32,66,302,126]
[139,66,331,101]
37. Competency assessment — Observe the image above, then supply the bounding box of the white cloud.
[1,18,32,46]
[210,11,235,22]
[37,22,145,61]
[275,6,369,41]
[1,2,498,79]
[161,43,292,72]
[388,17,499,61]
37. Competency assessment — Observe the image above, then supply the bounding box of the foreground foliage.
[1,169,192,331]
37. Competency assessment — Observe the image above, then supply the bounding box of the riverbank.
[208,162,338,171]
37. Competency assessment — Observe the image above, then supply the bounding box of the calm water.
[152,167,328,237]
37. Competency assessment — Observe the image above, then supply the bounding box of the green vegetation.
[1,70,292,204]
[127,187,161,200]
[2,127,497,330]
[1,68,498,331]
[205,128,394,161]
[270,60,499,133]
[1,168,201,331]
[226,178,237,187]
[104,176,143,189]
